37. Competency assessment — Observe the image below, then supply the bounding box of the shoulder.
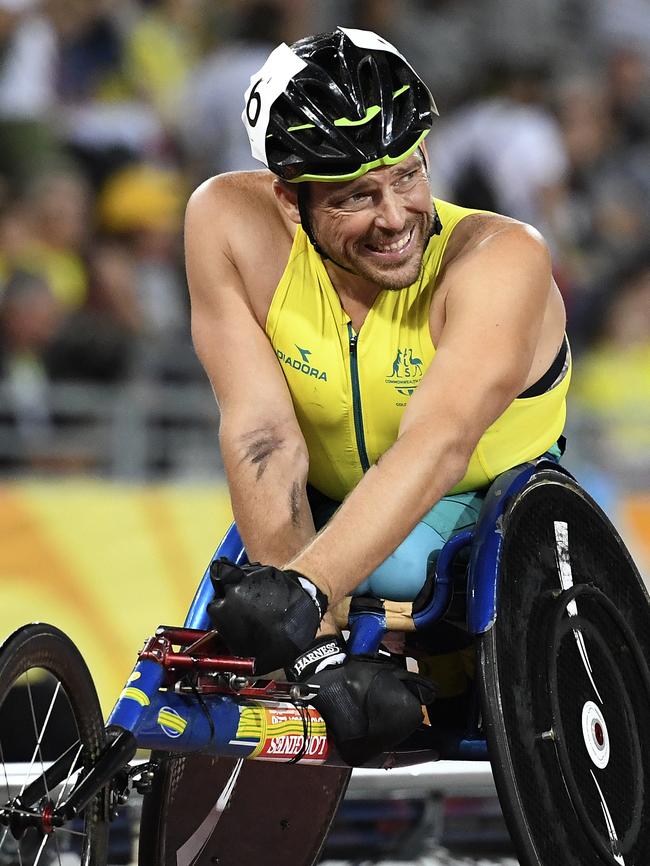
[186,170,280,231]
[185,171,294,259]
[184,170,295,322]
[434,210,553,332]
[185,170,298,259]
[443,210,551,278]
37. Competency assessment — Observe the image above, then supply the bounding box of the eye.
[337,191,372,209]
[395,169,420,188]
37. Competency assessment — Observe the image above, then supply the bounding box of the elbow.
[440,437,474,490]
[420,437,472,507]
[221,418,309,483]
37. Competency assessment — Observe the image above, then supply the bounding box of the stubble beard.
[318,212,433,291]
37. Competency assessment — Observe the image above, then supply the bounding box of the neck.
[324,260,382,308]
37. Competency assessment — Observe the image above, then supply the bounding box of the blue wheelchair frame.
[105,459,569,765]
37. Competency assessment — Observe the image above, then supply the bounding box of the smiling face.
[307,153,434,290]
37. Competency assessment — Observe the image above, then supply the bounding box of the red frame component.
[138,626,255,675]
[195,676,310,701]
[136,625,317,703]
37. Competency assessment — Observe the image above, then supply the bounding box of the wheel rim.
[480,470,650,866]
[546,584,650,865]
[0,666,95,865]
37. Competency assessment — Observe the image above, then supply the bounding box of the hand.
[208,559,328,674]
[289,636,437,767]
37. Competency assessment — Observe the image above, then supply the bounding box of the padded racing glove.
[287,635,437,767]
[207,558,328,674]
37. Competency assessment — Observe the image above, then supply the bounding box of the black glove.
[288,635,437,767]
[208,558,328,674]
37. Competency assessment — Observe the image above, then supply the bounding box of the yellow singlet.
[266,199,571,502]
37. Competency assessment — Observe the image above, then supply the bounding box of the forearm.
[221,421,316,566]
[285,424,470,605]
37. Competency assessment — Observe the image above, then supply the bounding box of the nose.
[374,190,407,232]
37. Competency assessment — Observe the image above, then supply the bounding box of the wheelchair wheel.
[139,752,350,866]
[0,623,109,866]
[478,468,650,866]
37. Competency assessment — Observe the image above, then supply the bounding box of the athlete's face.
[308,153,434,290]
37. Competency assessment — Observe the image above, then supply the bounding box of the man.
[185,28,570,765]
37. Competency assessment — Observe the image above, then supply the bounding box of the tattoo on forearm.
[290,481,302,528]
[239,428,284,480]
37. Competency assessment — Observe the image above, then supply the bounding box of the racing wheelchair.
[1,459,649,866]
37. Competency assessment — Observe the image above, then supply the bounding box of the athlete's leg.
[353,491,485,601]
[350,440,564,602]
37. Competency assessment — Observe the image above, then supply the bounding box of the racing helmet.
[242,27,438,183]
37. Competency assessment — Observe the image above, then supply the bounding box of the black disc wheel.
[139,752,350,866]
[478,468,650,866]
[0,624,108,866]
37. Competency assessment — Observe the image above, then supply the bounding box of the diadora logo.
[385,347,425,399]
[276,344,328,381]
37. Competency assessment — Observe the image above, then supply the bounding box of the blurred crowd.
[0,0,648,480]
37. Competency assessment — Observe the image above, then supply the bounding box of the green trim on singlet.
[348,325,371,472]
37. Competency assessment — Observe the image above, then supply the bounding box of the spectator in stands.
[607,45,650,146]
[0,270,62,458]
[591,0,650,58]
[0,0,60,190]
[555,74,650,291]
[10,164,148,384]
[96,163,187,340]
[44,0,124,104]
[351,0,486,110]
[44,240,142,383]
[121,0,204,125]
[429,61,569,253]
[570,252,650,488]
[49,0,167,176]
[16,168,92,310]
[178,0,296,179]
[0,195,34,287]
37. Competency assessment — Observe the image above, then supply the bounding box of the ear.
[272,179,301,224]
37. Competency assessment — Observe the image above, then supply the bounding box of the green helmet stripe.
[286,129,429,183]
[285,85,411,134]
[334,104,381,127]
[392,84,410,98]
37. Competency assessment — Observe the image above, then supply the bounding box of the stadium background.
[0,0,649,860]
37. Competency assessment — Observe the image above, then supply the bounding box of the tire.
[0,623,109,866]
[139,752,351,866]
[478,468,650,866]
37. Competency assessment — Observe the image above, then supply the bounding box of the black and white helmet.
[242,27,437,183]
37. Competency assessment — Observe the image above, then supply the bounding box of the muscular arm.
[185,178,315,565]
[287,225,558,603]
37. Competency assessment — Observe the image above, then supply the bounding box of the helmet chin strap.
[297,182,354,272]
[431,209,443,236]
[297,183,326,259]
[297,181,443,270]
[419,144,443,237]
